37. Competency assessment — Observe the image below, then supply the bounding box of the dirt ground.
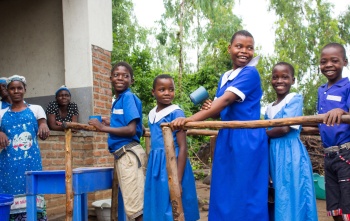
[195,181,332,221]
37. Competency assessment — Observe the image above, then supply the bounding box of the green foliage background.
[111,0,350,163]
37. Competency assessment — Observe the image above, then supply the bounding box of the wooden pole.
[65,129,73,221]
[164,115,350,130]
[111,160,118,221]
[63,122,97,131]
[162,126,184,221]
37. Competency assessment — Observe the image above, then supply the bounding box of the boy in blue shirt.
[89,62,146,221]
[318,43,350,221]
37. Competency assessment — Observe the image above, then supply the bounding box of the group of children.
[88,29,350,221]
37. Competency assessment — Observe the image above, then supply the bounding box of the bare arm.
[0,131,9,148]
[176,130,188,188]
[47,114,64,131]
[89,118,137,137]
[37,118,50,140]
[172,91,238,129]
[266,126,291,138]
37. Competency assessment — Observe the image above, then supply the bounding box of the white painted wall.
[62,0,112,89]
[89,0,113,51]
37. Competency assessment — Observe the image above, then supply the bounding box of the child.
[144,74,199,221]
[88,62,146,221]
[172,30,269,220]
[265,62,318,221]
[317,43,350,221]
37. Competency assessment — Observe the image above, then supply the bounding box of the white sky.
[133,0,350,77]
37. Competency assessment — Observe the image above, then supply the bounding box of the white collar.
[148,104,181,124]
[266,92,297,119]
[220,56,260,88]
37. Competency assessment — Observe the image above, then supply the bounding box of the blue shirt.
[107,88,142,152]
[317,77,350,147]
[0,100,10,109]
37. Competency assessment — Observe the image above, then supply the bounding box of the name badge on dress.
[326,95,341,102]
[113,109,124,114]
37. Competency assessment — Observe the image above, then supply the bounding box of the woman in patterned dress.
[46,85,79,131]
[0,75,50,221]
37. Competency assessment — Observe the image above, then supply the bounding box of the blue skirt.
[144,148,199,221]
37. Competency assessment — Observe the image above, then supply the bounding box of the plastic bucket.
[313,173,326,200]
[92,199,112,221]
[0,194,14,220]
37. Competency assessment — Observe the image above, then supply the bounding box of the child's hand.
[101,117,110,126]
[38,124,50,140]
[201,99,212,110]
[323,108,348,126]
[0,132,9,148]
[171,117,189,130]
[88,119,104,131]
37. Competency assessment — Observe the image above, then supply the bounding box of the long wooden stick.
[110,160,118,221]
[163,115,350,130]
[65,129,73,221]
[63,122,97,131]
[162,126,184,221]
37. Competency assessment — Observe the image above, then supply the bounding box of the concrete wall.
[0,0,65,97]
[0,0,113,122]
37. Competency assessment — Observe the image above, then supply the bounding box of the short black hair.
[230,30,254,44]
[153,74,174,89]
[321,43,347,60]
[273,62,295,77]
[111,62,134,78]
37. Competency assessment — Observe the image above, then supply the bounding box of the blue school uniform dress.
[108,88,143,152]
[209,57,269,221]
[265,93,318,221]
[144,104,199,221]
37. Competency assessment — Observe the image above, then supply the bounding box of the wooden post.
[111,160,118,221]
[162,126,184,221]
[65,129,73,221]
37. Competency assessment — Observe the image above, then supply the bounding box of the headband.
[7,75,26,87]
[0,77,7,85]
[55,85,71,97]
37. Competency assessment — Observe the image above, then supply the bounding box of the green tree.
[263,0,350,115]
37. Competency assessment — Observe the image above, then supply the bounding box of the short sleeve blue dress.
[144,104,199,221]
[209,61,269,220]
[265,93,317,221]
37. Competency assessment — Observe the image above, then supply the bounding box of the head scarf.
[0,77,7,85]
[6,75,26,87]
[55,85,71,97]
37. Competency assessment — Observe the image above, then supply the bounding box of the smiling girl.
[172,30,269,220]
[144,74,199,221]
[265,62,317,221]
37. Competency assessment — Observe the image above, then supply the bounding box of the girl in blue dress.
[172,30,269,220]
[144,74,199,221]
[0,75,50,221]
[265,62,317,221]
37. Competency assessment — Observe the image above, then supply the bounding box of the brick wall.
[39,45,114,220]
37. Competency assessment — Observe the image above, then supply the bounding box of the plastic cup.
[189,86,209,105]
[89,115,102,122]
